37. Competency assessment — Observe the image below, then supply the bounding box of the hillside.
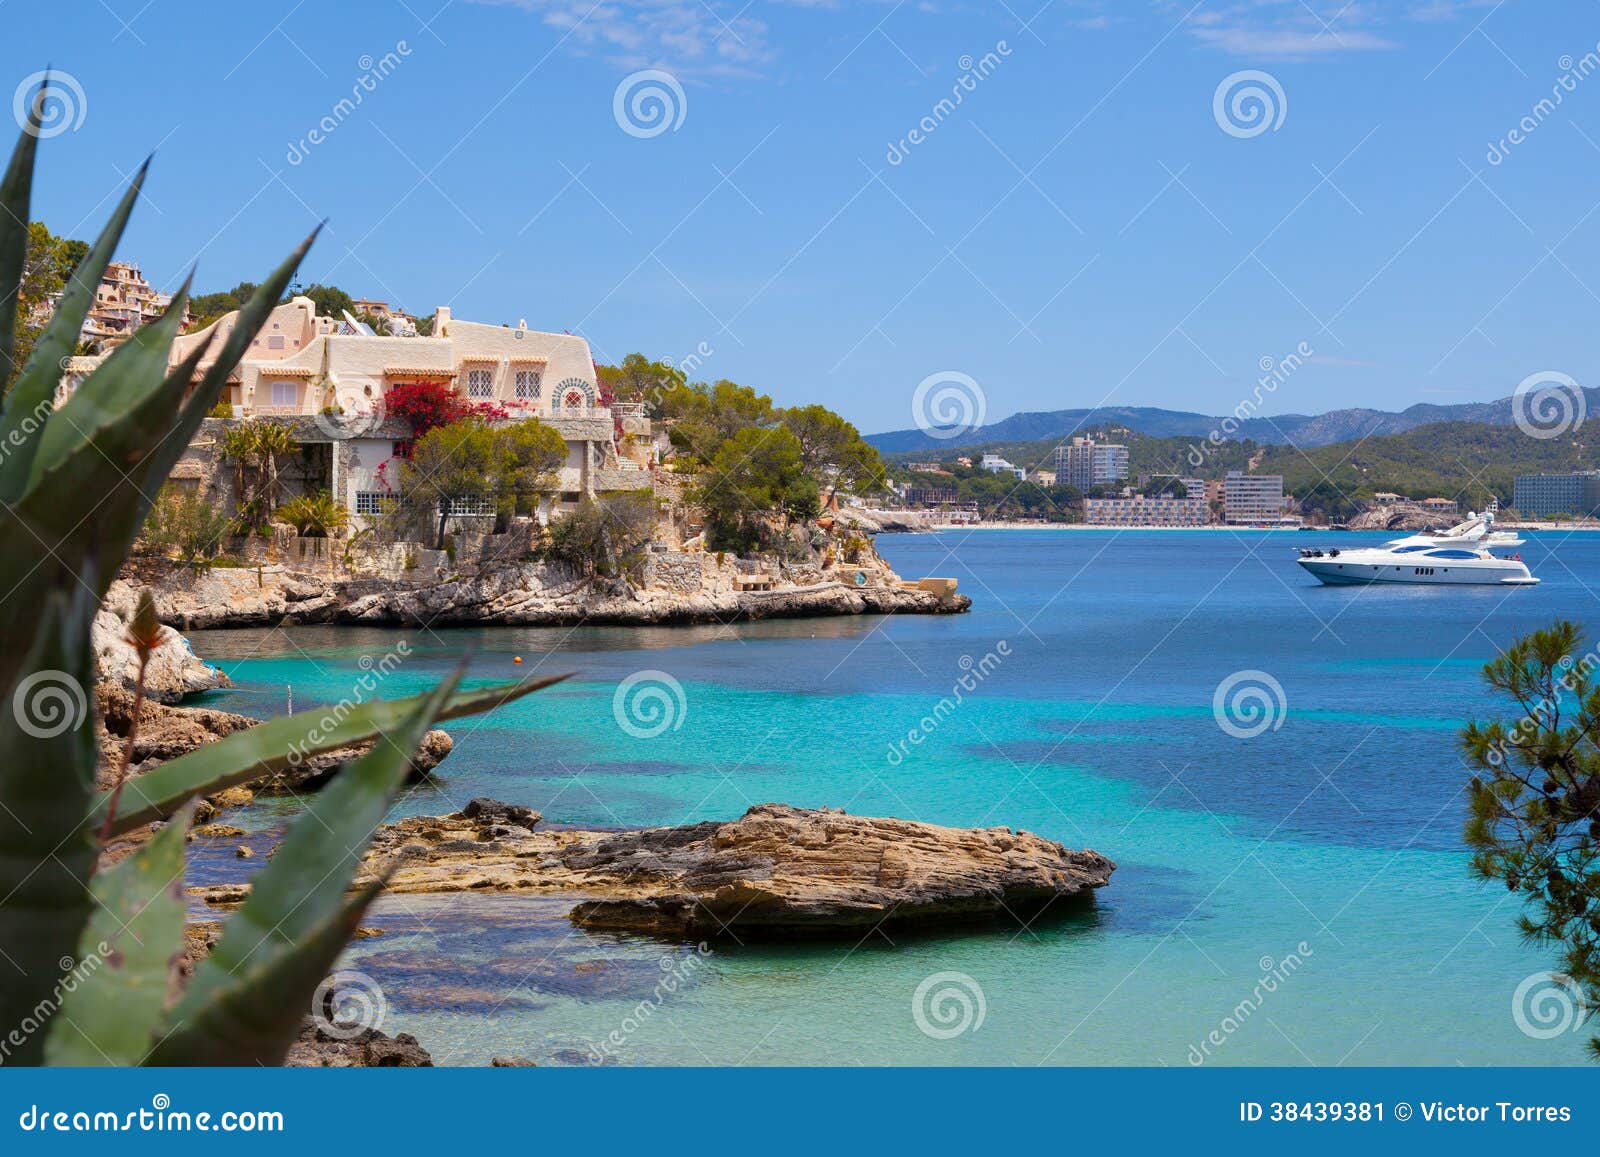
[865,387,1600,454]
[888,418,1600,520]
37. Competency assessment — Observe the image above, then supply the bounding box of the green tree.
[218,420,295,532]
[189,280,259,329]
[780,403,888,494]
[694,425,818,551]
[596,352,686,412]
[397,418,566,547]
[1462,620,1600,1057]
[7,221,86,388]
[667,379,776,462]
[295,282,355,319]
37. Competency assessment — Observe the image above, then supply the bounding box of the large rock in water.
[93,596,230,703]
[333,802,1114,938]
[564,804,1114,936]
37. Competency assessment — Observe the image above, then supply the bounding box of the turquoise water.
[188,529,1599,1065]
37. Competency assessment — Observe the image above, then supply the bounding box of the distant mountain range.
[864,388,1600,454]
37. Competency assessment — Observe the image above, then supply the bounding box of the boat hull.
[1297,558,1538,586]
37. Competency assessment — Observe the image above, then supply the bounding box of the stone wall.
[643,551,704,595]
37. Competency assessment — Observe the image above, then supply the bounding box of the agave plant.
[0,81,556,1065]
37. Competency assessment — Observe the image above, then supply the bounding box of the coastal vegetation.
[142,486,234,572]
[541,491,658,578]
[0,100,552,1066]
[1464,621,1600,1057]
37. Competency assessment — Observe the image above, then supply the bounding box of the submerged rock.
[97,684,453,810]
[328,801,1114,939]
[285,1021,433,1068]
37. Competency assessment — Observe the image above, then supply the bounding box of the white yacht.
[1295,511,1539,586]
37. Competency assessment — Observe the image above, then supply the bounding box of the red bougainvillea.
[385,380,513,447]
[386,380,466,438]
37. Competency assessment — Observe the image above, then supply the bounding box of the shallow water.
[187,528,1599,1065]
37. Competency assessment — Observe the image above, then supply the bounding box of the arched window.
[554,378,595,410]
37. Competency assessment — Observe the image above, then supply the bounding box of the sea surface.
[186,529,1600,1066]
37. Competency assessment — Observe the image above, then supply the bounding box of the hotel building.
[1223,472,1286,524]
[1053,436,1129,491]
[1513,472,1600,519]
[1083,494,1209,527]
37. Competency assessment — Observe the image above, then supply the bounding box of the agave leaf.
[154,677,461,1065]
[148,880,385,1067]
[0,159,148,501]
[0,93,42,382]
[42,803,193,1067]
[31,234,319,604]
[25,274,192,490]
[0,578,101,1065]
[96,674,565,837]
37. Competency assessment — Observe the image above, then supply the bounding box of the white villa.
[152,298,652,524]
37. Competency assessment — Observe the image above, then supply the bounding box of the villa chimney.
[434,306,450,336]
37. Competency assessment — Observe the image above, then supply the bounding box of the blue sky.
[7,1,1600,434]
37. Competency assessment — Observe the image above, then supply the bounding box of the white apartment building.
[979,453,1026,480]
[1083,495,1210,527]
[1223,472,1286,524]
[1054,436,1129,491]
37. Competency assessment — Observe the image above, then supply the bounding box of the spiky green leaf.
[96,674,564,836]
[42,804,193,1066]
[0,90,43,382]
[148,881,385,1067]
[154,676,461,1064]
[0,160,148,501]
[0,579,101,1065]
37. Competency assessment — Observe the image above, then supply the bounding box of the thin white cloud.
[1179,2,1401,58]
[469,0,779,79]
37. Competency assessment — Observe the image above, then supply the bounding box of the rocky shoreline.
[116,521,968,631]
[195,800,1115,939]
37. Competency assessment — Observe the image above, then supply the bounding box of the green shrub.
[275,490,349,537]
[141,485,233,572]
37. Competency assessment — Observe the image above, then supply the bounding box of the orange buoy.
[513,656,523,663]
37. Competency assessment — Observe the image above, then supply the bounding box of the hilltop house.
[72,297,652,526]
